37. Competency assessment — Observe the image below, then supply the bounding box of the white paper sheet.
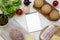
[25,12,42,32]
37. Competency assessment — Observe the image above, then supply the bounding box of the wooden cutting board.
[40,25,60,40]
[33,0,59,21]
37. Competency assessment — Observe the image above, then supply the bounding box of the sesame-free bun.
[41,4,52,15]
[34,0,44,8]
[49,10,60,21]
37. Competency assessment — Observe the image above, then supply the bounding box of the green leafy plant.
[0,0,22,18]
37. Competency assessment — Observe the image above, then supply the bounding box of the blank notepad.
[25,12,42,32]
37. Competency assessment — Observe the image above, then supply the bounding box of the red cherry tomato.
[16,9,23,15]
[53,1,59,6]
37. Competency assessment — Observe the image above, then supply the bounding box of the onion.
[24,0,31,6]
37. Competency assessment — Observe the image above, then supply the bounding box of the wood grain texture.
[39,25,60,40]
[33,0,59,21]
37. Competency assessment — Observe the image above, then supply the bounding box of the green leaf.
[0,0,22,18]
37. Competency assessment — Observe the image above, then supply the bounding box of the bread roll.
[49,10,59,21]
[41,4,52,14]
[34,0,44,8]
